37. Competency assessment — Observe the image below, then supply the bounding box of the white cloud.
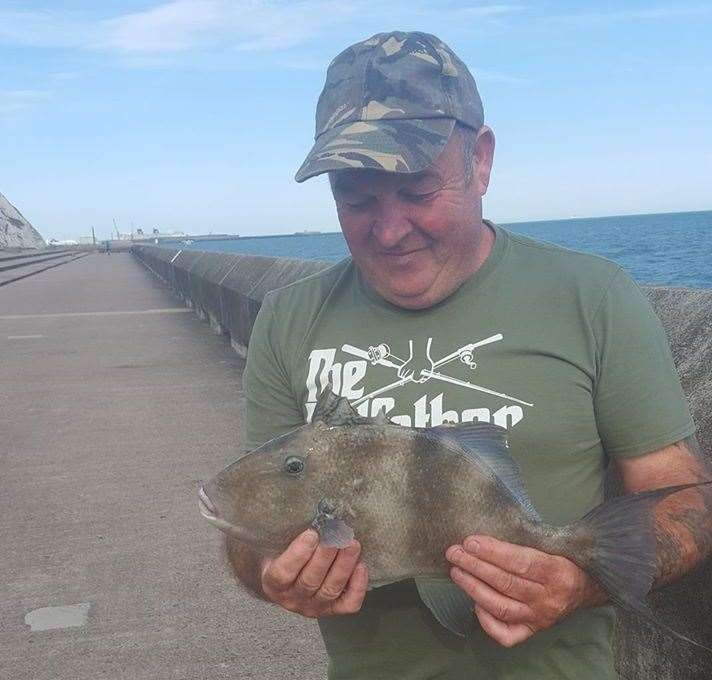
[0,1,523,56]
[0,1,359,55]
[96,0,227,53]
[51,71,80,81]
[472,66,529,85]
[0,10,92,48]
[436,3,525,18]
[0,89,50,116]
[546,4,712,25]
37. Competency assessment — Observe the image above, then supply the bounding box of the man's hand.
[446,535,605,647]
[261,529,368,618]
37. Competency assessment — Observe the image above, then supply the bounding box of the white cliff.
[0,192,45,249]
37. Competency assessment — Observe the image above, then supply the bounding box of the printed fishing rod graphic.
[340,334,534,408]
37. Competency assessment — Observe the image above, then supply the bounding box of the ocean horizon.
[161,209,712,289]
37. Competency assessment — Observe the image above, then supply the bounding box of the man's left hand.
[445,535,604,647]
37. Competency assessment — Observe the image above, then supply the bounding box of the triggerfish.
[198,388,711,649]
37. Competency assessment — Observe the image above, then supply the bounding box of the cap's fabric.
[295,31,483,182]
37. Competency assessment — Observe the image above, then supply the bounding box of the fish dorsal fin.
[430,422,540,521]
[312,385,369,426]
[373,406,391,426]
[312,386,341,422]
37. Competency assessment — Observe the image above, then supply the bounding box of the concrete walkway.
[0,253,325,680]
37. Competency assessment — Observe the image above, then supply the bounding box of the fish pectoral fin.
[415,578,475,638]
[315,517,355,548]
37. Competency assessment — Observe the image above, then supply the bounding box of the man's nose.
[371,198,413,248]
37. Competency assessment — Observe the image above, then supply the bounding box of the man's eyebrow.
[407,168,442,184]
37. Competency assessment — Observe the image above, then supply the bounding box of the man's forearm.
[582,434,712,609]
[224,536,269,600]
[652,435,712,587]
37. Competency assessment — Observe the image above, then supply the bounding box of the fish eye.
[284,456,305,475]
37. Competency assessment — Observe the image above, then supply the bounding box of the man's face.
[330,126,494,310]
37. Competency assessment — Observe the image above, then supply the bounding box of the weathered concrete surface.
[0,248,73,263]
[614,287,712,680]
[172,250,207,302]
[133,247,331,356]
[0,192,45,248]
[220,256,280,353]
[0,253,326,680]
[189,253,239,333]
[0,252,88,287]
[133,244,712,679]
[0,251,77,273]
[141,247,181,287]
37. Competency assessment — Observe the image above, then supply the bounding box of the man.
[229,31,712,679]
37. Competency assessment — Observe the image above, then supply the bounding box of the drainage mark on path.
[7,334,45,340]
[24,603,92,632]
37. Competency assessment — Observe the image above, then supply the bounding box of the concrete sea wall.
[132,245,328,356]
[132,244,712,679]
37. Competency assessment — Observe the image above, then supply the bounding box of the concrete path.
[0,253,326,680]
[0,252,89,287]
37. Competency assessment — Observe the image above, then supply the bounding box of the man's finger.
[331,562,369,615]
[262,530,319,592]
[474,605,533,648]
[463,535,549,582]
[293,543,340,597]
[446,546,544,602]
[313,541,362,603]
[450,566,531,624]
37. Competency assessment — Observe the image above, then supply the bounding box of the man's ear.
[474,126,495,197]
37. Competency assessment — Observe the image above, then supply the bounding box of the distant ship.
[293,229,322,235]
[139,233,240,243]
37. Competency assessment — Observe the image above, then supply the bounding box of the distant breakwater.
[132,244,712,680]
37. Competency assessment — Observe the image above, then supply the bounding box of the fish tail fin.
[571,480,712,653]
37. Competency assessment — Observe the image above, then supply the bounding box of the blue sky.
[1,1,710,241]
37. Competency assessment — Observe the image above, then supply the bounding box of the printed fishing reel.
[458,348,477,370]
[367,343,391,365]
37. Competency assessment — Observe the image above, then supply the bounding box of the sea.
[164,210,712,289]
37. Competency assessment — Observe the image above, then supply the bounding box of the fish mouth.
[197,485,256,543]
[198,485,217,519]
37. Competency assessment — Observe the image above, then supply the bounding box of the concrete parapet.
[250,257,332,301]
[171,250,207,303]
[219,255,288,353]
[152,247,181,284]
[131,243,712,678]
[189,253,238,333]
[131,247,332,354]
[613,286,712,680]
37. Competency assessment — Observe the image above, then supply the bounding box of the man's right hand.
[260,529,368,618]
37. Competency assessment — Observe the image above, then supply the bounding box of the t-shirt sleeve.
[592,267,696,458]
[243,293,305,450]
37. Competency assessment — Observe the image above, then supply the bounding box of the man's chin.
[374,279,444,309]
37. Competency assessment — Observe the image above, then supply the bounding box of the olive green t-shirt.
[243,222,695,680]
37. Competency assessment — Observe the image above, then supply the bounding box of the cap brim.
[294,117,456,183]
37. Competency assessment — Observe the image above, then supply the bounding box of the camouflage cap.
[295,31,483,183]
